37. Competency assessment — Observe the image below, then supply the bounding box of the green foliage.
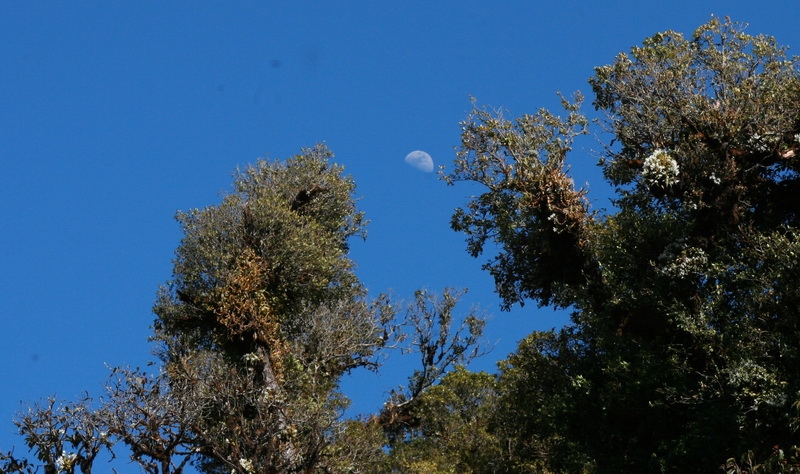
[323,418,391,473]
[155,144,372,359]
[151,144,389,472]
[384,367,504,473]
[395,289,486,402]
[493,331,594,473]
[3,144,487,473]
[443,95,590,309]
[724,445,800,474]
[445,17,800,472]
[378,289,487,443]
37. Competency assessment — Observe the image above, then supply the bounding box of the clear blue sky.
[2,0,799,461]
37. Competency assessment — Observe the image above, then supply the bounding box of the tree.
[327,290,489,474]
[3,144,487,473]
[380,289,487,431]
[150,143,392,473]
[0,144,389,473]
[100,366,198,474]
[382,366,502,474]
[6,396,110,474]
[444,17,800,472]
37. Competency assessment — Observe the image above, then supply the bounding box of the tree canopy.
[443,16,800,472]
[1,145,484,473]
[150,144,386,472]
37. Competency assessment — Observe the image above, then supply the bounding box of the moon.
[404,150,434,173]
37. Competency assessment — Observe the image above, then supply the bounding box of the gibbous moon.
[404,150,434,173]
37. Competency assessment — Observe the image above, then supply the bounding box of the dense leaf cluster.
[438,17,800,472]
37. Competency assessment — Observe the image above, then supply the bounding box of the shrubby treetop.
[1,144,486,474]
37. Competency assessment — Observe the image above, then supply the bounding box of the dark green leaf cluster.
[442,17,800,472]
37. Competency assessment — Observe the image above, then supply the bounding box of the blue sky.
[2,0,799,460]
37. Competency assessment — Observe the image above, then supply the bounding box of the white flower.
[259,387,273,403]
[749,133,778,153]
[642,149,680,188]
[56,451,77,472]
[242,352,262,365]
[659,246,707,278]
[239,458,255,473]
